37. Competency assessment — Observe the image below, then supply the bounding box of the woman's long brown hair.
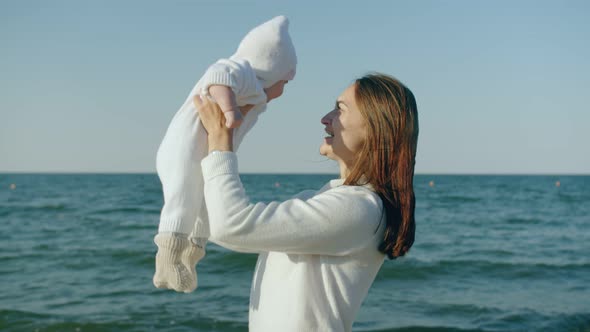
[344,73,419,259]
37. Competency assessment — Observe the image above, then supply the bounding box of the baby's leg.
[154,102,208,292]
[156,103,208,235]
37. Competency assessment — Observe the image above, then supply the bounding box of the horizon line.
[1,171,589,176]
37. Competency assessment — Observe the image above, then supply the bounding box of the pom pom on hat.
[232,15,297,88]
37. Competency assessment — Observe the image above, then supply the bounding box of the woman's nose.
[321,111,333,126]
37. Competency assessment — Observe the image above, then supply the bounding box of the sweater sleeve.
[202,152,384,256]
[200,58,266,106]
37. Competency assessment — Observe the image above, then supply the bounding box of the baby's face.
[264,80,289,103]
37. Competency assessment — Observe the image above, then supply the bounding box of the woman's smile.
[324,127,334,140]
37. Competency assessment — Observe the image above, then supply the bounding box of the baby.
[153,16,297,293]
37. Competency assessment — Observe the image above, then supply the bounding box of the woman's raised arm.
[202,151,383,256]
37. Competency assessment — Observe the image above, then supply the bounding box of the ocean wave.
[0,309,52,332]
[558,192,589,203]
[356,326,488,332]
[87,206,161,215]
[376,258,590,281]
[505,216,542,224]
[0,203,70,212]
[0,308,248,332]
[423,302,503,317]
[2,309,588,332]
[477,310,590,332]
[104,249,154,268]
[204,251,258,273]
[434,196,483,204]
[540,312,590,331]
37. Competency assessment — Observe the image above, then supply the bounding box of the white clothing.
[202,151,386,332]
[153,15,297,294]
[156,58,266,237]
[233,15,297,88]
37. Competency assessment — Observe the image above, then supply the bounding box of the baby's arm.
[200,58,266,126]
[208,85,243,128]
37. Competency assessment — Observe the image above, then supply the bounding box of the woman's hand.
[193,95,233,153]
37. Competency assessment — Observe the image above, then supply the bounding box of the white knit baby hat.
[232,15,297,88]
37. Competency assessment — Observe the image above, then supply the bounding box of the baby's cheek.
[274,85,286,99]
[276,88,285,99]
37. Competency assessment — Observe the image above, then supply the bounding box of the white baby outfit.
[153,16,297,293]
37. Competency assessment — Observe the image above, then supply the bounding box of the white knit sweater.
[202,152,386,332]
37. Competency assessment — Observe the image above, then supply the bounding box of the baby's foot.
[153,233,205,293]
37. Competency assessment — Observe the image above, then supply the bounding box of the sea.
[0,173,589,332]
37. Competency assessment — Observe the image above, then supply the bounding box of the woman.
[195,73,418,331]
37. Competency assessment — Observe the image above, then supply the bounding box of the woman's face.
[320,84,367,169]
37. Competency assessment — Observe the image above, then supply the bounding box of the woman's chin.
[319,143,333,158]
[319,144,328,156]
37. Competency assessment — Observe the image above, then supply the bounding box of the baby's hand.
[223,108,244,128]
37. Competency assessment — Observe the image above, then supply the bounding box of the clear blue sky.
[1,0,589,174]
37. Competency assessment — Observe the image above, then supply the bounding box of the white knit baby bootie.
[153,233,205,293]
